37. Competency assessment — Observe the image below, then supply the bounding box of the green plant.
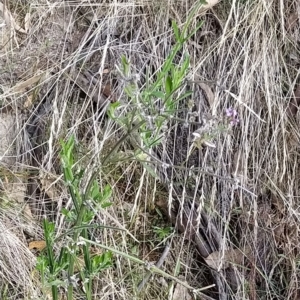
[0,284,8,300]
[36,3,212,298]
[152,226,174,241]
[108,4,204,174]
[37,136,113,300]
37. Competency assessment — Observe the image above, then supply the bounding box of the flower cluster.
[225,107,239,126]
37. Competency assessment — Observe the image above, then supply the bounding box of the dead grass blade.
[0,2,26,34]
[7,70,51,94]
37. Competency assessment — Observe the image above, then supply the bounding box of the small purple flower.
[226,107,238,118]
[225,107,239,126]
[230,118,239,126]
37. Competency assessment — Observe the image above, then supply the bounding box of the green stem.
[67,203,86,300]
[43,220,58,300]
[79,237,214,295]
[82,228,92,300]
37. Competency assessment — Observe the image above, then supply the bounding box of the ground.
[0,0,299,299]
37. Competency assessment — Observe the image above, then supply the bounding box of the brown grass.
[0,0,299,299]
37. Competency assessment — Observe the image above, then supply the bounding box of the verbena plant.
[37,136,113,300]
[108,2,205,171]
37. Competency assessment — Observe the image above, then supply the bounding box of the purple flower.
[225,107,239,126]
[230,118,239,126]
[226,107,238,118]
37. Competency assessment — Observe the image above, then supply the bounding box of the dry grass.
[0,0,299,299]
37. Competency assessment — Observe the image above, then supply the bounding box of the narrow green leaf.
[183,20,204,43]
[175,91,193,103]
[101,201,112,209]
[101,185,112,202]
[182,54,190,70]
[107,101,120,119]
[171,20,181,42]
[64,167,74,182]
[174,257,181,276]
[91,181,100,200]
[121,56,130,76]
[66,135,75,150]
[165,76,172,95]
[151,91,165,99]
